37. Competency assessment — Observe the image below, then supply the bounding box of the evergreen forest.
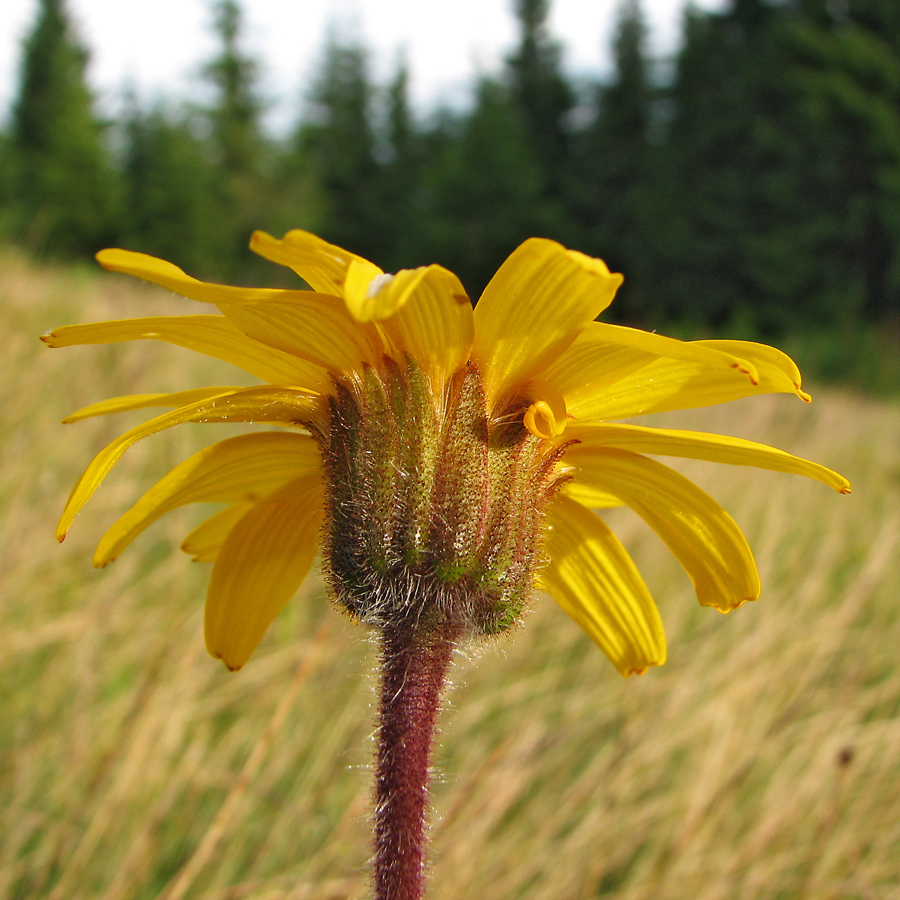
[2,0,900,389]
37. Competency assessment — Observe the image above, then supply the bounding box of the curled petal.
[523,379,569,439]
[205,475,324,670]
[542,495,666,676]
[567,446,761,611]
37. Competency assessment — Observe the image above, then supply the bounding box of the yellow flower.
[43,230,850,675]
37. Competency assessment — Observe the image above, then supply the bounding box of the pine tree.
[418,78,563,297]
[120,94,220,276]
[506,0,575,199]
[203,0,268,278]
[10,0,118,256]
[375,56,423,269]
[571,0,652,320]
[205,0,264,179]
[783,0,900,323]
[295,34,381,261]
[655,0,793,330]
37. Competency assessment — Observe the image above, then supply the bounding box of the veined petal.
[94,432,322,566]
[569,342,813,422]
[696,340,811,402]
[219,296,383,375]
[343,258,392,321]
[560,481,625,509]
[42,315,330,390]
[567,423,851,493]
[379,266,474,388]
[97,248,311,305]
[541,495,666,676]
[544,322,759,418]
[472,238,623,402]
[64,387,246,423]
[566,446,760,611]
[205,475,324,670]
[249,229,368,294]
[95,250,381,376]
[182,503,254,562]
[57,387,320,542]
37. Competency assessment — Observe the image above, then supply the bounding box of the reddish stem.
[374,622,458,900]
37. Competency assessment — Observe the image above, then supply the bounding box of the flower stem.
[374,621,459,900]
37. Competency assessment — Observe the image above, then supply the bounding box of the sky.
[0,0,727,129]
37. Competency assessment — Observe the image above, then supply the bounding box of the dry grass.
[1,249,899,900]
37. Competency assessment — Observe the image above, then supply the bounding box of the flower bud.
[319,358,569,636]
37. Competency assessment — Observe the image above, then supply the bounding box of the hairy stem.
[374,622,459,900]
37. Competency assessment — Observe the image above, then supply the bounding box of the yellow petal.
[42,315,329,390]
[541,495,666,676]
[94,432,321,566]
[543,322,759,417]
[567,423,851,493]
[560,481,625,509]
[696,339,811,402]
[472,238,624,402]
[57,387,320,541]
[568,342,812,422]
[343,258,392,321]
[380,265,474,388]
[182,503,254,562]
[64,387,246,423]
[204,475,324,670]
[96,248,305,305]
[523,379,569,439]
[219,296,383,375]
[566,446,760,611]
[249,229,368,294]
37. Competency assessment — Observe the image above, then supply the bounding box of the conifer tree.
[507,0,575,199]
[120,94,219,275]
[295,35,381,261]
[10,0,117,256]
[204,0,267,277]
[375,56,422,269]
[419,78,562,296]
[571,0,652,320]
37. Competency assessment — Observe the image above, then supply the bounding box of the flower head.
[43,230,849,674]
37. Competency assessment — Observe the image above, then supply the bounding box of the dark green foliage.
[293,35,382,262]
[3,0,900,388]
[202,0,269,279]
[9,0,118,256]
[570,0,652,321]
[417,79,566,297]
[507,0,575,198]
[120,97,220,276]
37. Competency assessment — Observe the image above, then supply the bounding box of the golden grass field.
[2,249,899,900]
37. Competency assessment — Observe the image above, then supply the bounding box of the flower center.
[317,357,570,636]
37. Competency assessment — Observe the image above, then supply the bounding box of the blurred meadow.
[2,248,899,900]
[4,0,900,897]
